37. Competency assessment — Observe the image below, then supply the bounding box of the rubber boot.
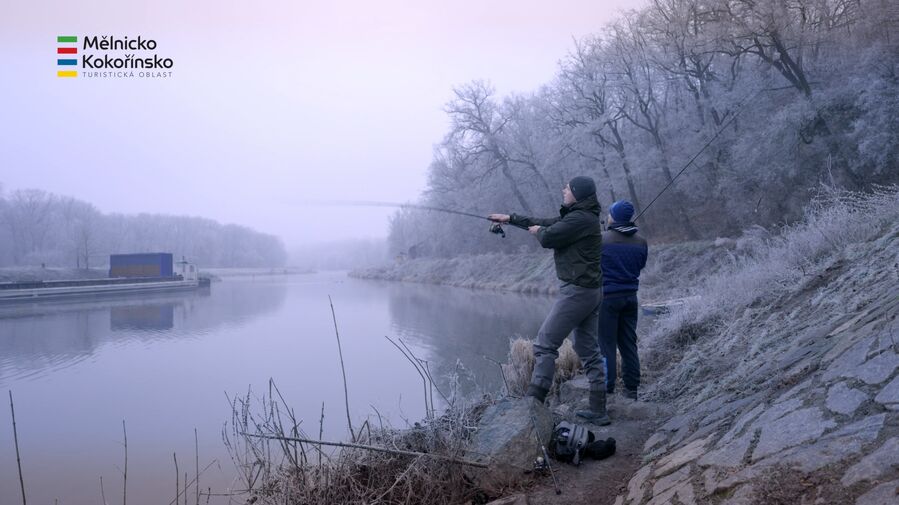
[576,388,611,426]
[525,384,549,403]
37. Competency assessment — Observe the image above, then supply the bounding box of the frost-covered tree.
[389,0,899,254]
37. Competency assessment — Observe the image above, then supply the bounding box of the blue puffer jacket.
[601,223,648,295]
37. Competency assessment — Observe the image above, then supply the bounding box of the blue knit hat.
[568,176,596,202]
[610,200,635,222]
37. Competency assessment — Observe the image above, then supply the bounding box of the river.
[0,271,555,504]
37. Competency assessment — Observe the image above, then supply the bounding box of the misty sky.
[1,0,641,248]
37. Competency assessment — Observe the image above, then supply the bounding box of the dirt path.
[526,397,667,505]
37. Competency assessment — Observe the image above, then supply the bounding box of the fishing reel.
[533,455,550,473]
[489,222,507,238]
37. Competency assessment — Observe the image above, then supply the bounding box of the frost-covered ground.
[618,189,899,505]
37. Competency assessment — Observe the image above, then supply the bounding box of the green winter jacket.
[509,194,603,289]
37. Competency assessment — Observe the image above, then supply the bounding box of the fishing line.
[633,87,766,221]
[322,200,528,237]
[327,200,493,221]
[320,87,770,231]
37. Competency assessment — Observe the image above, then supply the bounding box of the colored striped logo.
[57,35,77,77]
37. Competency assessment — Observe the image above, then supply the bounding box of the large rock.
[646,478,696,505]
[643,432,668,453]
[704,415,887,495]
[772,414,885,472]
[841,437,899,486]
[471,397,553,474]
[717,402,764,446]
[826,382,868,415]
[874,375,899,409]
[699,430,753,468]
[652,465,691,497]
[654,436,712,477]
[751,407,836,461]
[627,464,653,504]
[848,353,899,385]
[855,480,899,505]
[751,398,803,427]
[822,335,875,382]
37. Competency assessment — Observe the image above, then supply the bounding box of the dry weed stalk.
[502,337,581,397]
[224,379,491,504]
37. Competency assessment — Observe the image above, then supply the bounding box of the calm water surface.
[0,272,554,504]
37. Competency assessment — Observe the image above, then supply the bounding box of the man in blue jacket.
[599,201,648,400]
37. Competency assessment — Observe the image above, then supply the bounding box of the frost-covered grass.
[642,185,899,396]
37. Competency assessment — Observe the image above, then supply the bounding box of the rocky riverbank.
[358,188,899,505]
[616,215,899,505]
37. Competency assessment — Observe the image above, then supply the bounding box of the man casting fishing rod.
[488,176,610,425]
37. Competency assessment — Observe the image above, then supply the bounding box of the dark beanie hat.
[610,200,635,222]
[568,176,596,202]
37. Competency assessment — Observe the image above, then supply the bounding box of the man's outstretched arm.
[488,213,560,228]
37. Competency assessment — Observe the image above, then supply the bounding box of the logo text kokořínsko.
[56,34,175,79]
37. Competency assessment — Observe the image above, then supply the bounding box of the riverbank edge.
[349,238,735,302]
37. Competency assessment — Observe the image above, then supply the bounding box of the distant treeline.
[0,186,287,268]
[390,0,899,257]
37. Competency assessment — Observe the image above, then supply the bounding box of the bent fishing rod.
[633,86,767,222]
[320,200,527,238]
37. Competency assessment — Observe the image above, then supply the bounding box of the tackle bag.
[550,421,616,465]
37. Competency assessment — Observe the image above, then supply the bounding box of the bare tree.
[611,17,700,238]
[4,189,55,262]
[555,39,644,214]
[444,81,544,214]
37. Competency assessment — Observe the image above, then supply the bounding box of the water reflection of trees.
[0,280,286,384]
[386,282,553,398]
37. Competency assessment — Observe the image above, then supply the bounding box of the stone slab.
[825,382,868,415]
[849,353,899,385]
[842,437,899,486]
[855,480,899,505]
[654,436,712,477]
[874,375,899,406]
[752,408,836,461]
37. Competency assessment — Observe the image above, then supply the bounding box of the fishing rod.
[324,200,528,238]
[530,410,561,495]
[633,87,765,222]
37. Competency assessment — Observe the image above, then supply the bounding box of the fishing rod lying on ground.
[317,200,528,238]
[530,410,561,495]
